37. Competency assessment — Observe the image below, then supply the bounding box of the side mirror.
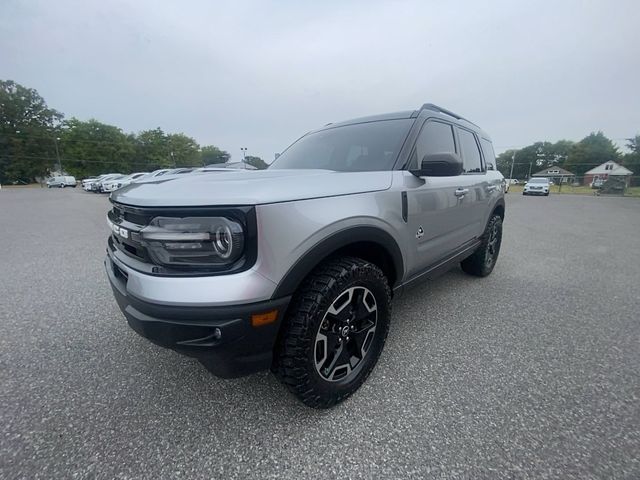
[411,152,463,177]
[487,162,495,171]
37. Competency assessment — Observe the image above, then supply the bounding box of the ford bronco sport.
[105,103,505,408]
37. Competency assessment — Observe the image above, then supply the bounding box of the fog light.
[251,310,278,327]
[213,328,222,340]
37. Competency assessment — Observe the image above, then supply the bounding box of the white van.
[46,176,77,188]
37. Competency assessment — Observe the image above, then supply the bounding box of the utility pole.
[509,152,516,182]
[54,137,62,174]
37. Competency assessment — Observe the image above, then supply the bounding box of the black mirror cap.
[411,152,464,177]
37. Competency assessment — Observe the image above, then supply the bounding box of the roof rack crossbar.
[420,103,479,127]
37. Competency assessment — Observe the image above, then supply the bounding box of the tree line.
[0,80,268,183]
[496,132,639,185]
[2,79,638,184]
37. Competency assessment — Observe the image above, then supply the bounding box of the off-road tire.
[461,214,502,277]
[273,256,391,408]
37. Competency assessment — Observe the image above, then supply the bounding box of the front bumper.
[105,254,290,378]
[524,189,548,195]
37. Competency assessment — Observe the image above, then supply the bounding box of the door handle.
[454,188,469,197]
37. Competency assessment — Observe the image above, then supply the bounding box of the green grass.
[508,184,640,197]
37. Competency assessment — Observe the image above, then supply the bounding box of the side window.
[458,128,483,173]
[480,138,495,168]
[411,120,456,168]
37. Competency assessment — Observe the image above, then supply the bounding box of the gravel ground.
[1,187,639,479]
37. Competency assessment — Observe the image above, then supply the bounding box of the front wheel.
[273,257,391,408]
[461,214,503,277]
[60,183,65,188]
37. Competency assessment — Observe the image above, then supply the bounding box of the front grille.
[109,203,151,263]
[112,205,153,226]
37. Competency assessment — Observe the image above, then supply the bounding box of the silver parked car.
[105,103,505,408]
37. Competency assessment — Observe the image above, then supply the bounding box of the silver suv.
[105,103,505,408]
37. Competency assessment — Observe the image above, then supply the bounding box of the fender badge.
[416,226,424,239]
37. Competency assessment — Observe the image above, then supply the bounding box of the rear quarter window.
[457,128,483,173]
[480,138,495,167]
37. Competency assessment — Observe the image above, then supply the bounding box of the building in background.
[532,166,575,184]
[584,161,633,187]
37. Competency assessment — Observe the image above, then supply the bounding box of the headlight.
[140,216,244,268]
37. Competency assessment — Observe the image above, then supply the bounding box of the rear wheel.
[60,183,65,188]
[273,256,391,408]
[461,214,502,277]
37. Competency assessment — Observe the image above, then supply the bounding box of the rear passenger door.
[456,127,491,238]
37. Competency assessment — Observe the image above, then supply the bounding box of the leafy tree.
[244,155,268,170]
[564,131,619,177]
[134,129,202,171]
[0,80,63,182]
[200,145,230,165]
[59,118,134,178]
[135,128,171,171]
[166,133,200,167]
[622,134,640,186]
[495,141,574,180]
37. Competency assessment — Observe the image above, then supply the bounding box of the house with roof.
[584,161,633,187]
[532,166,575,184]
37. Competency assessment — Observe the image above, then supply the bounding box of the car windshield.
[270,119,413,172]
[529,178,549,184]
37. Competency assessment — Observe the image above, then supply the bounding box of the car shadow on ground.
[120,266,473,420]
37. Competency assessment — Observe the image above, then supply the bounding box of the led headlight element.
[140,216,245,268]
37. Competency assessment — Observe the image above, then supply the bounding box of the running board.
[394,240,481,295]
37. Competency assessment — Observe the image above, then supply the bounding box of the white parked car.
[523,177,550,196]
[102,172,147,192]
[82,177,98,190]
[47,175,76,188]
[133,169,171,182]
[100,175,128,193]
[92,174,123,192]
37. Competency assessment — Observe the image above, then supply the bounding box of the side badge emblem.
[416,226,424,239]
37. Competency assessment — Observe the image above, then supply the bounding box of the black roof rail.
[420,103,480,128]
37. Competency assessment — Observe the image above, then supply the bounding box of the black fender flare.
[271,226,404,299]
[490,197,506,221]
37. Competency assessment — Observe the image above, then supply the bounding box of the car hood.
[110,169,393,207]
